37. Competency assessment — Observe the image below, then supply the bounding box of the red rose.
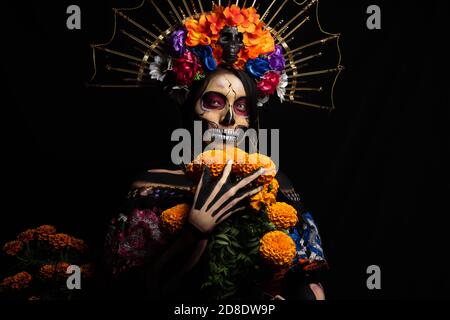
[257,71,281,95]
[172,51,202,86]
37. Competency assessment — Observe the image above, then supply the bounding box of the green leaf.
[216,240,230,246]
[231,241,242,248]
[215,234,230,242]
[248,239,260,247]
[226,246,236,255]
[237,253,247,261]
[249,246,260,255]
[229,227,240,237]
[224,280,235,287]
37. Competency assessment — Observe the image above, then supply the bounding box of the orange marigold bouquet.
[179,147,300,299]
[0,225,93,300]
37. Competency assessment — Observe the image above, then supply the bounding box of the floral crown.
[151,4,287,103]
[90,0,343,110]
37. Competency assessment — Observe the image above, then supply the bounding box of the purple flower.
[267,45,285,72]
[168,29,187,57]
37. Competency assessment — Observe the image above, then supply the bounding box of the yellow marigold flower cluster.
[0,271,32,290]
[250,179,279,211]
[160,203,191,234]
[266,202,299,230]
[2,240,23,256]
[186,148,277,185]
[259,231,296,267]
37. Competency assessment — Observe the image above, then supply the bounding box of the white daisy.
[276,71,288,102]
[149,55,172,81]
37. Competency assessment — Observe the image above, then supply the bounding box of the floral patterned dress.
[104,169,327,300]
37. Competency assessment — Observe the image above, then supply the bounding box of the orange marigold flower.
[259,231,296,267]
[250,191,276,211]
[35,225,56,240]
[187,148,246,179]
[184,4,274,63]
[185,14,213,46]
[259,32,276,53]
[212,45,223,64]
[160,203,191,234]
[250,179,279,211]
[207,6,226,35]
[223,4,244,26]
[233,50,248,70]
[39,264,56,279]
[48,233,72,250]
[2,240,23,256]
[248,153,277,184]
[266,202,298,229]
[187,148,277,185]
[17,229,35,243]
[0,271,32,291]
[69,237,87,252]
[243,22,265,46]
[56,262,71,276]
[243,22,275,58]
[238,7,260,33]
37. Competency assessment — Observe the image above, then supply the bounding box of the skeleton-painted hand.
[188,160,264,234]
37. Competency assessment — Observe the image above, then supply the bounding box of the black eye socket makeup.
[201,91,249,117]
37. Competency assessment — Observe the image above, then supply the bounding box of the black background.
[1,0,449,300]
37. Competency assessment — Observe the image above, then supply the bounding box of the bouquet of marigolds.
[0,225,93,300]
[161,147,299,299]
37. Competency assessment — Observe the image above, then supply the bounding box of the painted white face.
[195,70,250,148]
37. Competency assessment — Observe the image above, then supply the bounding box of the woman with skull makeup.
[99,2,334,301]
[103,66,327,300]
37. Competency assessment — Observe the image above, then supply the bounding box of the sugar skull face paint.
[194,69,250,147]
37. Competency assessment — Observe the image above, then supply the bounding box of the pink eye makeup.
[201,91,249,117]
[201,92,226,110]
[233,97,249,116]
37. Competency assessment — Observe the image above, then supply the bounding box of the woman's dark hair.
[164,66,258,131]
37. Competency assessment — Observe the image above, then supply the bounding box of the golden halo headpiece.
[90,0,343,110]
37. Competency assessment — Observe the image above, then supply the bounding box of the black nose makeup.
[220,107,235,126]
